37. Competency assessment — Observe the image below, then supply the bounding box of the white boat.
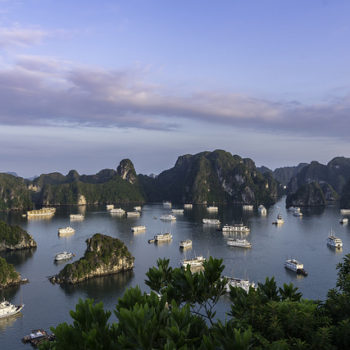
[131,225,146,233]
[182,256,206,268]
[242,205,254,210]
[27,207,56,217]
[70,214,84,220]
[284,259,308,275]
[327,234,343,248]
[223,277,256,293]
[134,206,142,211]
[202,218,220,225]
[184,204,193,209]
[227,238,252,248]
[179,239,192,249]
[222,224,250,233]
[258,205,267,216]
[172,209,184,214]
[340,217,349,224]
[54,251,75,261]
[106,204,114,211]
[110,208,125,214]
[154,233,173,241]
[163,201,172,208]
[340,209,350,215]
[58,226,75,236]
[207,206,218,212]
[0,300,24,319]
[293,207,303,217]
[160,214,176,221]
[272,214,284,225]
[127,211,141,217]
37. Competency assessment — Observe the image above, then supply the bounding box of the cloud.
[0,26,47,48]
[0,55,349,139]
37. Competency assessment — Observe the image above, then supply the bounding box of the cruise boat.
[70,214,84,220]
[242,205,254,211]
[134,206,142,211]
[127,211,141,218]
[222,224,250,233]
[172,209,184,214]
[227,238,252,248]
[340,209,350,215]
[184,204,193,209]
[58,226,75,236]
[272,214,284,225]
[27,207,56,218]
[258,205,267,216]
[293,207,303,217]
[284,259,308,276]
[153,233,172,242]
[202,218,220,225]
[110,208,125,214]
[0,300,24,319]
[223,277,256,293]
[340,217,349,224]
[327,234,343,248]
[163,201,172,208]
[182,256,206,268]
[207,206,218,212]
[106,204,114,211]
[160,214,176,221]
[179,239,192,249]
[131,225,146,233]
[54,251,75,261]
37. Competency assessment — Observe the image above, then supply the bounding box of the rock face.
[0,221,37,252]
[50,234,134,284]
[117,159,137,184]
[0,256,21,288]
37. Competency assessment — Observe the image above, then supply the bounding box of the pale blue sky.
[0,0,349,177]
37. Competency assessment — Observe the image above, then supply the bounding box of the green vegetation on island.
[0,256,20,288]
[0,220,37,251]
[40,254,350,349]
[50,234,134,284]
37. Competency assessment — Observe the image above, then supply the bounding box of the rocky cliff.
[0,221,37,251]
[50,234,134,284]
[0,256,21,288]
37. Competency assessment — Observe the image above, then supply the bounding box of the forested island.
[0,257,21,288]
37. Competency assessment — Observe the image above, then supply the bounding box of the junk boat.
[54,251,75,261]
[106,204,114,210]
[258,205,267,216]
[327,234,343,248]
[182,256,206,268]
[227,238,252,248]
[272,214,284,225]
[202,218,220,225]
[172,209,184,214]
[148,233,172,243]
[284,259,308,276]
[222,224,250,233]
[131,225,146,233]
[340,217,348,224]
[0,299,24,319]
[22,329,55,347]
[163,201,172,208]
[110,208,125,214]
[184,204,193,209]
[293,207,303,217]
[70,214,84,220]
[179,239,192,249]
[27,207,56,218]
[160,214,176,221]
[58,226,75,236]
[223,277,256,293]
[134,206,142,211]
[127,211,141,218]
[340,209,350,215]
[242,205,254,210]
[207,206,218,212]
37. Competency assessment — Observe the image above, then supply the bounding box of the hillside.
[0,221,37,251]
[0,256,21,288]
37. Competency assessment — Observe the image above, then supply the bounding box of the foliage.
[0,220,35,247]
[0,256,20,286]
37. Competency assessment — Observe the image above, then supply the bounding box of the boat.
[27,207,56,218]
[131,225,146,233]
[134,206,142,211]
[272,214,284,225]
[160,214,176,221]
[227,238,252,248]
[258,205,267,216]
[58,226,75,236]
[284,259,308,276]
[22,329,55,346]
[327,234,343,248]
[149,233,173,243]
[340,209,350,215]
[0,300,24,319]
[207,206,218,212]
[110,208,125,214]
[106,204,114,210]
[172,209,184,214]
[222,224,250,233]
[179,239,192,249]
[293,207,303,217]
[202,218,220,225]
[70,214,84,220]
[223,277,256,293]
[54,251,75,261]
[163,201,172,208]
[242,205,254,210]
[184,204,193,209]
[127,211,141,217]
[182,256,206,268]
[340,217,349,224]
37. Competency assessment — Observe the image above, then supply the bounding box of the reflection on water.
[0,248,36,267]
[328,246,343,254]
[0,313,22,331]
[0,284,20,301]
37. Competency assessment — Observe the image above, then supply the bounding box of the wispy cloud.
[0,55,349,139]
[0,26,47,48]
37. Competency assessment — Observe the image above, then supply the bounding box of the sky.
[0,0,350,177]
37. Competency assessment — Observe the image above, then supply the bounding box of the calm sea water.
[1,197,349,349]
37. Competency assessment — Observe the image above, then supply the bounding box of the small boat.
[223,277,256,293]
[106,204,114,211]
[327,234,343,248]
[340,209,350,215]
[284,259,308,276]
[207,206,218,212]
[0,300,24,319]
[184,204,193,209]
[54,251,75,261]
[134,206,142,211]
[340,217,349,224]
[110,208,125,214]
[58,226,75,236]
[272,214,284,225]
[149,233,173,243]
[242,205,254,210]
[127,211,141,217]
[258,205,267,216]
[172,209,184,214]
[182,256,206,268]
[131,225,146,233]
[293,207,303,217]
[179,239,192,249]
[227,238,252,248]
[160,214,176,221]
[70,214,84,220]
[163,201,172,208]
[22,329,55,346]
[202,218,220,225]
[222,224,250,233]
